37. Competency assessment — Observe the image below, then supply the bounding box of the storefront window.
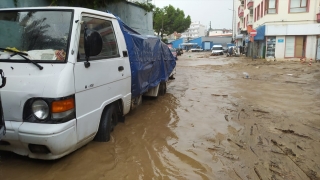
[266,37,276,58]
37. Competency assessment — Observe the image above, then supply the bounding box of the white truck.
[0,7,176,159]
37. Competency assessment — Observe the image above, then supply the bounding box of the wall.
[266,24,320,36]
[274,36,286,60]
[236,0,320,30]
[171,38,184,49]
[271,35,316,61]
[306,35,317,60]
[252,0,318,28]
[107,1,154,35]
[189,37,202,47]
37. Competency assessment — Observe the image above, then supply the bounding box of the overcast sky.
[152,0,234,30]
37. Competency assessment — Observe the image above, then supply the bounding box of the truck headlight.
[24,95,76,124]
[32,100,49,120]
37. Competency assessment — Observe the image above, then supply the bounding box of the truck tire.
[158,82,167,96]
[94,104,118,142]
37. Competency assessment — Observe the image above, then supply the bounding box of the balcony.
[247,20,253,25]
[238,6,244,18]
[238,11,244,18]
[247,0,254,9]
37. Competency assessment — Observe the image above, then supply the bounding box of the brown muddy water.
[1,52,320,180]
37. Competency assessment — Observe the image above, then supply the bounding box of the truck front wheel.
[94,104,118,142]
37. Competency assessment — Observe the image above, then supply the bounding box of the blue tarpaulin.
[254,25,265,41]
[117,17,176,98]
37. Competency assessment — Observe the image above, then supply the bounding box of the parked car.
[189,47,203,52]
[170,47,178,60]
[211,45,224,55]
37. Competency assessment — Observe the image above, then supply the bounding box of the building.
[170,36,232,51]
[0,0,154,35]
[209,29,233,37]
[181,21,207,39]
[234,0,320,61]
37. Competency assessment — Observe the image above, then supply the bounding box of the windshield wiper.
[0,48,43,70]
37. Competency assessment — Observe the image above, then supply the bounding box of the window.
[285,36,306,57]
[261,2,264,17]
[266,37,276,58]
[78,16,120,61]
[254,7,257,22]
[244,0,246,9]
[257,5,260,20]
[265,0,277,14]
[244,17,246,28]
[290,0,308,13]
[246,14,249,26]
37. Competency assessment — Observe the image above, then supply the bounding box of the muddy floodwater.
[1,52,320,180]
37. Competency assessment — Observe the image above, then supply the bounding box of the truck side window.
[78,16,120,61]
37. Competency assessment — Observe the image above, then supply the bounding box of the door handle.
[118,66,124,71]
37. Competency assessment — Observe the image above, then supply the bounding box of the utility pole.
[232,0,235,43]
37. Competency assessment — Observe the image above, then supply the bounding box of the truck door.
[74,15,130,142]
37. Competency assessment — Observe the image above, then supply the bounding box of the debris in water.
[253,109,269,113]
[254,167,263,180]
[275,128,312,139]
[224,115,229,121]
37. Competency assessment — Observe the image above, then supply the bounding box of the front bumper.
[0,119,77,159]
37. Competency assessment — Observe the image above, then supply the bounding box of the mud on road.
[1,52,320,180]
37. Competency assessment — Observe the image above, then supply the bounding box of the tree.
[153,5,191,39]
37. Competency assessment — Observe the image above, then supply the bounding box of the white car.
[211,45,224,55]
[189,47,203,52]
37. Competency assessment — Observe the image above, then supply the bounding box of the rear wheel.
[94,104,118,142]
[158,81,167,96]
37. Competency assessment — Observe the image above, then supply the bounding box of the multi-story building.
[234,0,320,61]
[181,21,207,39]
[209,29,233,37]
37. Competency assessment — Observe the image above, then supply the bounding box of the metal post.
[252,40,254,61]
[232,0,234,42]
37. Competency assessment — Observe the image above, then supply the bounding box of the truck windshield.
[0,10,72,62]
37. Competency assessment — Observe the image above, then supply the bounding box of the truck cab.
[0,7,132,159]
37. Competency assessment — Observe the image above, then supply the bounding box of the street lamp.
[228,8,236,43]
[161,12,166,39]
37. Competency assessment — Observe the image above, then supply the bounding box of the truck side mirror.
[84,28,103,68]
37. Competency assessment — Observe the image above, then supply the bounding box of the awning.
[254,25,265,41]
[236,34,243,39]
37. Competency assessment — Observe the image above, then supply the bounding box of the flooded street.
[1,52,320,180]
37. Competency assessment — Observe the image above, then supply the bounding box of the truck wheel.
[158,82,167,96]
[94,104,118,142]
